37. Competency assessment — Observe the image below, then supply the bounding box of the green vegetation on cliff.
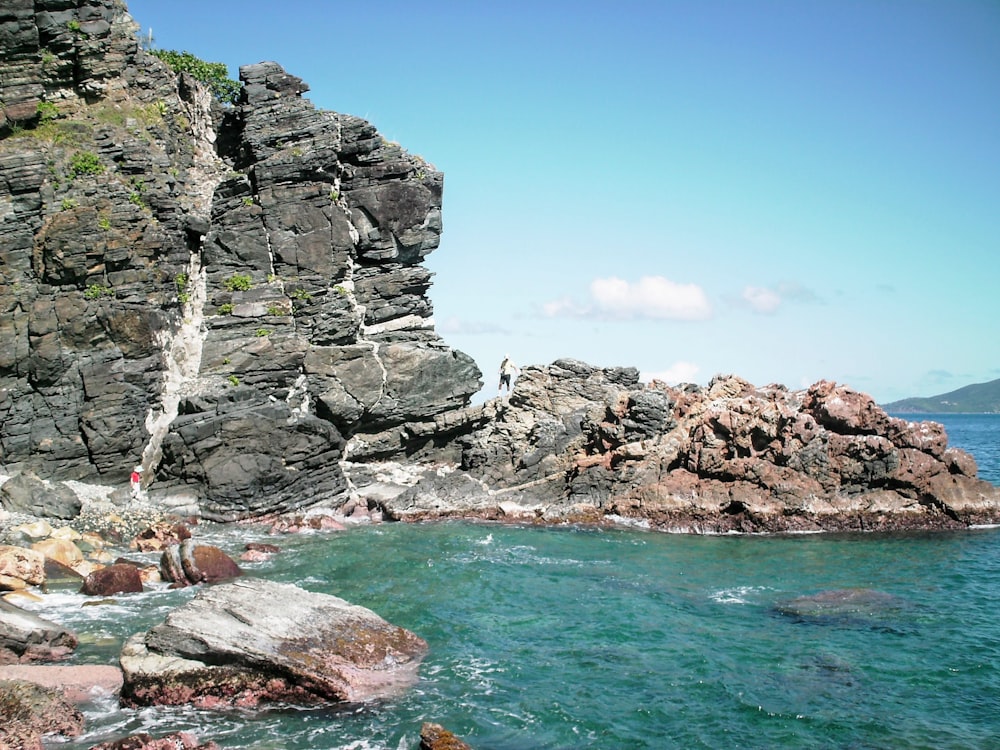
[150,49,240,105]
[883,378,1000,413]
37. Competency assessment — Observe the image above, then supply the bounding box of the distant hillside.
[883,378,1000,414]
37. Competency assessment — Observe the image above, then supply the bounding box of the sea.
[26,414,1000,749]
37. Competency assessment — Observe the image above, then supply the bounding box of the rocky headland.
[1,0,999,746]
[2,0,997,536]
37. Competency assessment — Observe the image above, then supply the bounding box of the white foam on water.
[709,585,771,605]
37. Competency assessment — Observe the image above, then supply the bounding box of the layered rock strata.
[0,0,481,521]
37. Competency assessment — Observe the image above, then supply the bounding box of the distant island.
[883,377,1000,414]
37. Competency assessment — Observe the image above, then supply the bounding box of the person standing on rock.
[498,355,519,396]
[130,465,142,500]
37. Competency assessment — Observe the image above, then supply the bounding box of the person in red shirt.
[130,465,142,500]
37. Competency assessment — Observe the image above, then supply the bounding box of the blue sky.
[128,0,1000,404]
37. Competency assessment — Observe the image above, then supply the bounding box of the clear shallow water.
[33,414,1000,749]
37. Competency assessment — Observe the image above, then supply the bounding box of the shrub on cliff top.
[151,49,240,105]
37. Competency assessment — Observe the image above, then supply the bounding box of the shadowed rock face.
[0,0,481,519]
[379,361,1000,532]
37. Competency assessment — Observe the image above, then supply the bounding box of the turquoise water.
[39,415,1000,749]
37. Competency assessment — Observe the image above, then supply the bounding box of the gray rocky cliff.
[0,0,481,520]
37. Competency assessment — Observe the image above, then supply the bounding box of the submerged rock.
[120,577,428,707]
[774,588,911,628]
[420,722,473,750]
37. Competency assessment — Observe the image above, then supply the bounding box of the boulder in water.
[158,540,242,587]
[80,563,144,596]
[120,578,428,707]
[0,598,77,663]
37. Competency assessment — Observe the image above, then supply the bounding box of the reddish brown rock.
[380,363,1000,533]
[192,545,243,583]
[159,541,242,587]
[0,678,84,749]
[80,564,144,596]
[239,543,280,562]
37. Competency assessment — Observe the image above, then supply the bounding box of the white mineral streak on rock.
[141,76,225,476]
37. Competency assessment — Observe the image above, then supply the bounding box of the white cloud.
[540,297,586,318]
[640,361,701,385]
[741,285,782,313]
[543,275,712,321]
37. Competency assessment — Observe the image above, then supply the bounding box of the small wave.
[475,533,494,546]
[605,514,650,530]
[710,585,771,605]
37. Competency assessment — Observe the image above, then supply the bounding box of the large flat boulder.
[0,598,77,663]
[120,578,428,707]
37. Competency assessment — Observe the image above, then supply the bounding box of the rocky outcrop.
[120,577,428,707]
[379,361,1000,532]
[1,0,993,535]
[0,0,480,520]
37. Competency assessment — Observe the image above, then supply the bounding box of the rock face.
[381,361,1000,532]
[0,472,81,519]
[0,0,480,519]
[119,577,428,707]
